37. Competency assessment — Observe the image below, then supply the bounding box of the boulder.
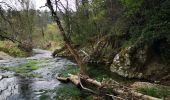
[110,38,170,81]
[110,46,146,78]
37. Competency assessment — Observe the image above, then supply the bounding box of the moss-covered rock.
[110,46,144,78]
[110,38,170,81]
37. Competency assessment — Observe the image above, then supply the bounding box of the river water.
[0,49,76,100]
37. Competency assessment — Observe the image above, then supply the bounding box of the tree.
[46,0,86,74]
[0,0,36,52]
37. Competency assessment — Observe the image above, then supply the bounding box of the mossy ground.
[137,87,170,98]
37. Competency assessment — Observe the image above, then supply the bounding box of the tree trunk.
[46,0,86,74]
[75,0,79,11]
[57,74,161,100]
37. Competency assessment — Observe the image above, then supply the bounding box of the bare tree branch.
[0,29,21,43]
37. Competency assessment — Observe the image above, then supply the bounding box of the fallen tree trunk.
[57,74,100,87]
[56,74,161,100]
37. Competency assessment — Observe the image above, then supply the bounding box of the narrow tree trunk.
[75,0,79,11]
[46,0,86,74]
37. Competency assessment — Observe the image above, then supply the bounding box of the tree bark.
[46,0,86,74]
[57,74,161,100]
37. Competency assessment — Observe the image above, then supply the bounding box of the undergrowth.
[137,87,170,98]
[0,41,29,57]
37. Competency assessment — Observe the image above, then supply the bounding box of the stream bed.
[0,49,76,100]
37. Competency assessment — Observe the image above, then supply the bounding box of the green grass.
[34,84,93,100]
[59,64,115,83]
[54,84,93,100]
[55,84,81,100]
[59,64,111,81]
[137,87,170,98]
[86,65,111,81]
[57,65,111,100]
[40,95,50,100]
[59,65,80,77]
[0,41,29,57]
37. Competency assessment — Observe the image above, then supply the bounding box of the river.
[0,49,76,100]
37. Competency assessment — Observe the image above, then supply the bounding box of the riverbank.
[0,41,30,57]
[57,64,170,99]
[0,51,13,60]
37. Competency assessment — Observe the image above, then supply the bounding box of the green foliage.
[54,84,93,100]
[55,84,81,100]
[45,23,62,42]
[0,41,28,57]
[32,22,62,49]
[59,64,113,82]
[87,65,111,81]
[68,0,112,45]
[120,0,144,16]
[40,95,49,100]
[119,0,170,52]
[141,0,170,39]
[110,18,127,36]
[59,65,80,77]
[0,4,36,45]
[0,4,59,50]
[137,87,170,98]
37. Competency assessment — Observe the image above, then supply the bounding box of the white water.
[0,49,76,100]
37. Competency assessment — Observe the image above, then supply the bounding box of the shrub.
[0,41,28,57]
